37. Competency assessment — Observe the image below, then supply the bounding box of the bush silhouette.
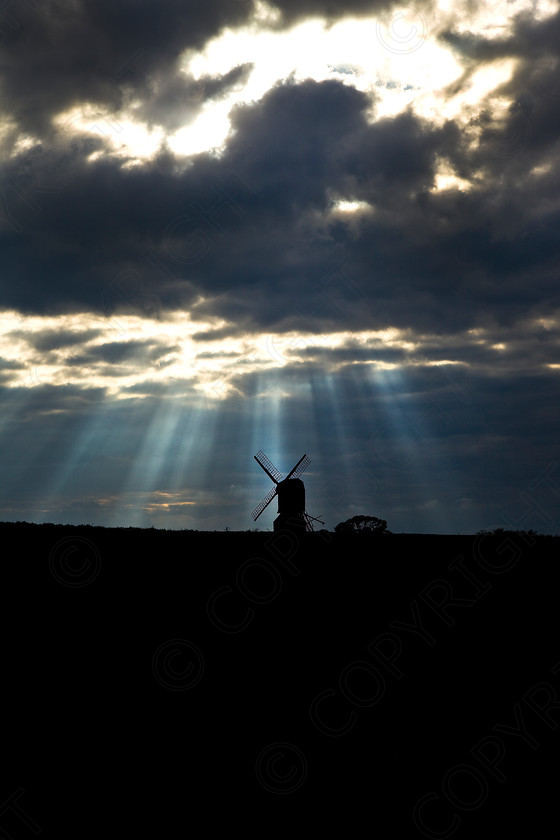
[334,515,389,535]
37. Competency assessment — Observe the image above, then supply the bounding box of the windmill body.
[275,476,306,533]
[252,450,313,534]
[277,477,305,515]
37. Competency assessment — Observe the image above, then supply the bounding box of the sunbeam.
[365,365,455,532]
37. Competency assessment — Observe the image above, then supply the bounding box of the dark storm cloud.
[441,7,560,64]
[14,326,102,353]
[1,66,558,342]
[0,357,23,371]
[72,338,180,365]
[0,0,417,141]
[121,377,198,397]
[195,349,245,359]
[1,3,560,353]
[0,356,24,385]
[0,0,256,137]
[266,0,428,26]
[440,9,560,165]
[7,325,179,369]
[1,78,372,321]
[133,64,255,131]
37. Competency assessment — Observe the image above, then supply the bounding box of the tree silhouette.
[334,515,389,535]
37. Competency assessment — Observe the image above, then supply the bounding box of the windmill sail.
[285,453,310,481]
[254,450,283,484]
[251,484,278,521]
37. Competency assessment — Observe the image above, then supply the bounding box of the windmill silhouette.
[252,450,323,533]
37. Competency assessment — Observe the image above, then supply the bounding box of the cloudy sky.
[1,0,559,533]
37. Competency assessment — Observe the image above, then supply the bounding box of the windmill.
[251,450,323,533]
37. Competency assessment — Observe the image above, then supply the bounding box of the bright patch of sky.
[174,0,552,150]
[44,1,557,164]
[3,309,556,401]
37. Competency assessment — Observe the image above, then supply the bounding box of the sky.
[1,0,560,534]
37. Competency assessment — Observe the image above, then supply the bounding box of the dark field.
[2,523,559,837]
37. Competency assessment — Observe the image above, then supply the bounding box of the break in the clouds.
[1,0,559,533]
